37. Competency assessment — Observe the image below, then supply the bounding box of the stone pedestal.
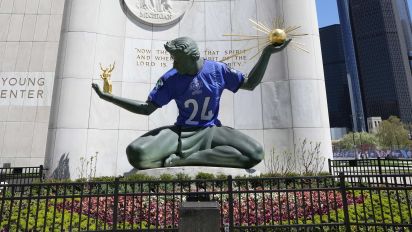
[179,201,220,232]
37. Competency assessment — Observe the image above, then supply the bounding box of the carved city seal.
[124,0,193,26]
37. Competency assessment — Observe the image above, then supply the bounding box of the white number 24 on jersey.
[184,97,213,125]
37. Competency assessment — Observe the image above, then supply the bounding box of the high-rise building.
[336,0,366,132]
[320,25,352,129]
[348,0,412,123]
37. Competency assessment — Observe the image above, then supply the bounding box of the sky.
[316,0,412,28]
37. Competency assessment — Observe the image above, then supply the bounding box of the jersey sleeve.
[147,77,173,108]
[222,64,245,93]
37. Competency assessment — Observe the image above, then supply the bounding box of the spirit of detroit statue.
[92,37,290,170]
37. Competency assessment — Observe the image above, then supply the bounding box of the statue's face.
[171,51,196,75]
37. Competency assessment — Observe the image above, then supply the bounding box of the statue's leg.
[126,126,179,169]
[170,127,264,168]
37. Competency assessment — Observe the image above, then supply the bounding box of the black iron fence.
[0,165,44,185]
[1,173,411,231]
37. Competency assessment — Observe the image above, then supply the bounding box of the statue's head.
[164,37,200,75]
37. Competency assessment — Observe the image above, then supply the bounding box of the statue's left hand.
[263,39,292,54]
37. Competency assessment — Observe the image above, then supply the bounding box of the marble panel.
[0,158,30,166]
[292,127,333,172]
[93,35,124,82]
[15,42,32,71]
[43,42,59,72]
[230,0,257,36]
[262,128,294,173]
[38,0,51,14]
[261,81,292,129]
[63,32,96,78]
[30,158,45,166]
[97,0,126,37]
[34,15,50,41]
[150,40,173,83]
[263,50,288,82]
[119,82,150,130]
[29,42,46,72]
[7,106,23,121]
[60,0,72,32]
[0,14,11,41]
[47,15,63,42]
[7,14,24,41]
[51,128,88,179]
[89,82,121,129]
[50,0,65,14]
[318,80,330,128]
[86,129,119,177]
[179,1,205,41]
[286,36,316,80]
[13,0,26,14]
[125,16,153,39]
[31,122,48,157]
[205,0,230,41]
[282,0,317,36]
[25,0,39,14]
[0,106,8,121]
[21,107,36,122]
[48,78,61,129]
[123,38,152,83]
[20,15,36,41]
[234,88,263,130]
[148,99,178,130]
[152,21,179,41]
[256,0,282,27]
[3,122,35,158]
[56,78,91,128]
[36,106,50,123]
[0,42,5,72]
[2,42,19,71]
[290,80,322,128]
[313,35,324,79]
[44,128,56,169]
[0,122,5,155]
[68,0,99,32]
[219,90,234,128]
[116,130,146,175]
[0,0,14,13]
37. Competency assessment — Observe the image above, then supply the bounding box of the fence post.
[328,159,332,175]
[377,157,384,183]
[227,175,233,232]
[339,172,351,232]
[112,177,120,232]
[39,165,44,182]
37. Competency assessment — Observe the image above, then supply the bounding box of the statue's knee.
[248,144,264,165]
[126,143,146,161]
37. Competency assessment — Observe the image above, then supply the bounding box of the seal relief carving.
[124,0,193,26]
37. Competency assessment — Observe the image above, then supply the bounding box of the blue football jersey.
[148,60,244,127]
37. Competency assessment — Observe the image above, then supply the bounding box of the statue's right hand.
[91,83,103,97]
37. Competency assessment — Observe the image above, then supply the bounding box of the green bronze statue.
[92,37,290,169]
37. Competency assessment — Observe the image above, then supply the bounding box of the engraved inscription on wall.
[0,72,53,106]
[135,48,249,69]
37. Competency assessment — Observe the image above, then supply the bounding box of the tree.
[376,116,410,149]
[336,132,378,150]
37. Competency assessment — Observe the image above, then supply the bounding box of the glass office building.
[336,0,366,132]
[344,0,412,123]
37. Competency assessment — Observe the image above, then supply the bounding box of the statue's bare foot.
[164,154,181,167]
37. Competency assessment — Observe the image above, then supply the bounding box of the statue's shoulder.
[160,68,179,82]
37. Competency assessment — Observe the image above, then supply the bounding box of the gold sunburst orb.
[269,29,287,45]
